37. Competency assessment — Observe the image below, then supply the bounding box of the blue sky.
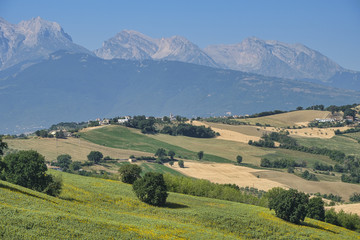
[1,0,359,71]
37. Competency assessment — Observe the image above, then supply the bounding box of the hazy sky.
[1,0,359,71]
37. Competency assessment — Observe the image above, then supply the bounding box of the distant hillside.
[236,110,332,128]
[1,51,360,134]
[0,172,359,239]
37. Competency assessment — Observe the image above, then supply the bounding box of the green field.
[114,161,187,177]
[79,125,338,168]
[80,125,231,163]
[344,132,360,142]
[294,135,360,156]
[0,171,359,239]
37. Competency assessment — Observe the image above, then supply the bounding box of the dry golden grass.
[166,161,287,191]
[5,137,150,162]
[236,110,332,128]
[326,203,360,215]
[167,161,360,200]
[192,121,262,143]
[287,126,351,139]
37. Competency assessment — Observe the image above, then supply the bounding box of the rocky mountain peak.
[204,37,344,80]
[0,17,90,70]
[95,31,218,67]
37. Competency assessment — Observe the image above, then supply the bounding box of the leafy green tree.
[0,138,8,156]
[42,174,63,197]
[118,164,142,184]
[133,172,168,206]
[236,155,242,164]
[155,148,167,158]
[307,197,325,221]
[169,161,174,167]
[2,150,62,195]
[35,129,49,138]
[197,151,204,160]
[178,160,184,168]
[343,108,356,118]
[168,150,175,160]
[70,161,82,171]
[55,130,66,139]
[268,188,309,224]
[87,151,103,164]
[162,116,170,123]
[350,192,360,202]
[56,154,72,171]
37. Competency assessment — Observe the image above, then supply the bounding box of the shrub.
[197,151,204,160]
[118,164,142,184]
[42,174,63,197]
[349,192,360,202]
[133,172,168,206]
[178,160,184,168]
[236,155,242,164]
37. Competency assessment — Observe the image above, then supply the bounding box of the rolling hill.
[0,171,359,239]
[1,50,359,134]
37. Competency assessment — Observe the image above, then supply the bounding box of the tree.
[343,108,356,118]
[197,151,204,160]
[0,138,8,156]
[87,151,103,164]
[349,192,360,202]
[178,160,184,168]
[56,154,72,171]
[118,164,142,184]
[70,161,82,171]
[169,161,174,167]
[2,150,62,195]
[236,155,242,164]
[155,148,167,158]
[55,130,66,139]
[268,188,309,224]
[168,150,175,160]
[133,172,168,206]
[307,197,325,221]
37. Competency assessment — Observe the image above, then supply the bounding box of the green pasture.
[0,171,359,239]
[294,135,360,156]
[80,125,231,163]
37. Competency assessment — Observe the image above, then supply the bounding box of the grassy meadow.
[294,135,360,156]
[80,125,231,163]
[1,171,359,239]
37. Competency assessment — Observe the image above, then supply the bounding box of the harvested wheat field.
[255,170,360,201]
[235,110,332,128]
[326,203,360,216]
[5,138,150,162]
[287,126,351,139]
[168,161,360,200]
[192,121,262,143]
[166,161,287,191]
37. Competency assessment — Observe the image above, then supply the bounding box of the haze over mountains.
[0,17,359,134]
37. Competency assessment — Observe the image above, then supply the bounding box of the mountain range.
[0,17,359,134]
